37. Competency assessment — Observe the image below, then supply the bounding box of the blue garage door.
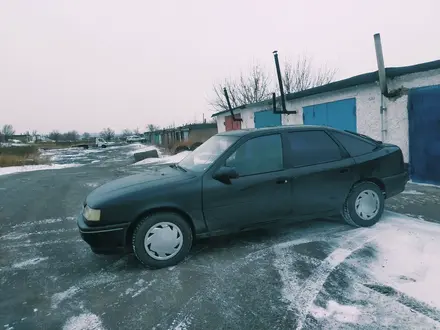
[408,85,440,185]
[303,98,357,132]
[254,110,282,128]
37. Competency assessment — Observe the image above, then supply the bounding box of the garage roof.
[211,59,440,117]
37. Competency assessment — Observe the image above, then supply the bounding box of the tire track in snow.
[163,223,354,329]
[274,227,382,330]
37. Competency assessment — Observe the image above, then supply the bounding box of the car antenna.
[273,50,297,114]
[223,87,243,122]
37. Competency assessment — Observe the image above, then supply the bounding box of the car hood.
[86,166,192,208]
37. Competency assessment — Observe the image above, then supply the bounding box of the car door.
[202,133,293,232]
[282,130,358,217]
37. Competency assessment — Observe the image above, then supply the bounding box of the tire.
[342,181,384,227]
[132,212,193,269]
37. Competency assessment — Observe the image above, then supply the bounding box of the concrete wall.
[214,68,440,162]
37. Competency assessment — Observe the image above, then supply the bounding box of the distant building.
[8,134,32,143]
[145,123,217,150]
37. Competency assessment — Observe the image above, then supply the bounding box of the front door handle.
[276,177,289,184]
[340,168,350,174]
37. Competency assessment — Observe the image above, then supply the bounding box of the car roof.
[217,125,337,137]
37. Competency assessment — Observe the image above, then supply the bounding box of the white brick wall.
[214,68,440,162]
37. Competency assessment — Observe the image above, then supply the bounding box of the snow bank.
[409,180,440,189]
[0,163,82,176]
[273,211,440,328]
[134,151,191,166]
[63,312,106,330]
[126,143,160,156]
[364,212,440,310]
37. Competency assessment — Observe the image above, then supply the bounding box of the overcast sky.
[1,0,439,134]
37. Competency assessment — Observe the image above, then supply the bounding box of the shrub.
[0,146,48,167]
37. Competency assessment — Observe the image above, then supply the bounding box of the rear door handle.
[340,168,350,174]
[276,177,290,184]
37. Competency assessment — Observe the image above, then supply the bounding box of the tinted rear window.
[331,131,377,157]
[286,130,343,167]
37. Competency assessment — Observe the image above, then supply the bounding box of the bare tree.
[48,130,61,142]
[82,132,91,141]
[61,130,80,142]
[133,128,140,135]
[283,56,337,94]
[210,64,271,112]
[100,128,115,141]
[211,79,242,111]
[121,129,133,138]
[2,124,15,140]
[147,124,160,132]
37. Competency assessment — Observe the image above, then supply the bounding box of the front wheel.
[342,182,384,227]
[132,212,193,269]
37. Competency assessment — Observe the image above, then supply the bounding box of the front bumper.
[77,214,131,254]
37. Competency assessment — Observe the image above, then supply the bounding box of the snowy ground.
[1,144,440,329]
[0,143,183,177]
[1,208,440,330]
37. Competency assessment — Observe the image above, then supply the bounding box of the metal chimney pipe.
[374,33,388,95]
[273,51,287,112]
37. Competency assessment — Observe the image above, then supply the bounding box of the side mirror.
[213,166,239,183]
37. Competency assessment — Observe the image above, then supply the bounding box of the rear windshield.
[344,130,382,144]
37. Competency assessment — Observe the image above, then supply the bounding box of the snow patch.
[310,300,362,323]
[12,257,48,269]
[85,182,100,188]
[62,313,105,330]
[402,190,424,195]
[0,164,82,177]
[409,181,440,189]
[131,280,155,298]
[127,144,160,156]
[1,228,76,240]
[363,212,440,310]
[52,287,81,308]
[171,316,192,330]
[12,218,64,228]
[51,273,117,308]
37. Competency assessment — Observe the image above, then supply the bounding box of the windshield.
[178,135,238,172]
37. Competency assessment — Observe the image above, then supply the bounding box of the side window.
[225,134,283,176]
[331,131,376,157]
[287,130,343,167]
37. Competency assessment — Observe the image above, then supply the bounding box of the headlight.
[83,205,101,221]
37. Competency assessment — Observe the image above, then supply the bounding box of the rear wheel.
[132,212,193,269]
[342,182,384,227]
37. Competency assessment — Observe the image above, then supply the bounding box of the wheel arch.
[125,206,195,249]
[355,177,386,196]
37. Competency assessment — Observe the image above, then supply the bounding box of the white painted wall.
[281,83,382,141]
[214,68,440,163]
